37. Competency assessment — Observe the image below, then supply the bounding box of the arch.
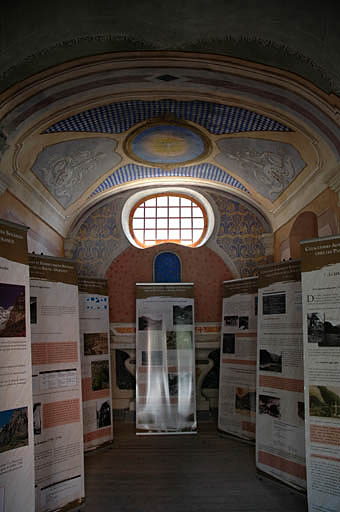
[289,211,318,259]
[153,252,181,283]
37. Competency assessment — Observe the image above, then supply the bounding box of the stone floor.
[83,418,308,512]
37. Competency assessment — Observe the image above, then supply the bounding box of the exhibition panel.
[29,255,85,512]
[218,277,258,440]
[136,283,196,434]
[256,261,306,491]
[0,220,35,512]
[78,277,113,451]
[301,235,340,512]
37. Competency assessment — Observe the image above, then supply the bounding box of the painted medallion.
[125,122,210,165]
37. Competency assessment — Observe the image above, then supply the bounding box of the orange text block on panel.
[43,399,80,429]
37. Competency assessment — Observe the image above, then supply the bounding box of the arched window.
[123,189,215,249]
[122,188,215,249]
[154,252,181,282]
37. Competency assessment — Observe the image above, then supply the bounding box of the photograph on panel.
[30,296,37,324]
[173,305,193,326]
[238,316,249,330]
[297,402,305,423]
[91,360,110,391]
[141,350,163,366]
[0,283,26,337]
[235,387,256,415]
[307,312,340,347]
[84,332,108,355]
[222,333,235,354]
[166,330,193,350]
[0,407,29,453]
[262,292,286,315]
[259,395,281,418]
[96,398,111,428]
[33,403,41,435]
[138,313,163,331]
[310,386,340,419]
[259,349,282,373]
[224,315,238,327]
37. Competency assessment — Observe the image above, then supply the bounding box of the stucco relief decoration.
[216,139,305,201]
[72,201,121,276]
[211,193,269,277]
[32,138,121,208]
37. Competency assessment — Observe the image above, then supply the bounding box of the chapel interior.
[0,2,339,511]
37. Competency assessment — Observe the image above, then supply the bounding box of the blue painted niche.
[154,252,181,283]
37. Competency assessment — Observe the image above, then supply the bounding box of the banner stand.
[30,254,85,512]
[301,235,340,512]
[256,260,306,492]
[78,277,113,452]
[218,277,258,441]
[136,283,197,435]
[0,219,35,512]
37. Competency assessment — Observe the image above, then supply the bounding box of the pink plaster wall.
[105,243,233,323]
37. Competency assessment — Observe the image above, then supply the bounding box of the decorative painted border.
[91,163,249,196]
[44,99,291,135]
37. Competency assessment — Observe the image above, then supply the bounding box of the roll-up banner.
[256,260,306,491]
[136,283,196,434]
[0,220,35,512]
[29,255,85,512]
[301,235,340,512]
[78,277,113,451]
[218,277,257,440]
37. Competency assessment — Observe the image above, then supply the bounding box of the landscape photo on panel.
[138,314,163,331]
[91,360,110,391]
[0,407,29,453]
[84,332,108,355]
[259,349,282,373]
[310,385,340,419]
[173,305,193,325]
[0,283,26,337]
[307,312,340,347]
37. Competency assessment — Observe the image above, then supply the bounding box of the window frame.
[129,192,208,248]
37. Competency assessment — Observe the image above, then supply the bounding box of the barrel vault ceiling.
[0,51,339,238]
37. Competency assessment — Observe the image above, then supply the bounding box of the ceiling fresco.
[44,99,291,135]
[216,138,306,202]
[32,138,121,208]
[125,121,210,165]
[1,51,337,239]
[90,163,249,197]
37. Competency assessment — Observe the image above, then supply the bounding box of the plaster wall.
[274,188,340,262]
[105,243,233,324]
[0,190,64,255]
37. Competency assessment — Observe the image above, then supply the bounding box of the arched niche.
[289,211,318,259]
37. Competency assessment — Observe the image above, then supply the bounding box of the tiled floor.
[83,419,308,512]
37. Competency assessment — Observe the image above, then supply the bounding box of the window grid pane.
[131,194,205,247]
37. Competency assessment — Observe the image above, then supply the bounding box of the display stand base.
[255,467,307,495]
[217,428,255,445]
[60,498,86,512]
